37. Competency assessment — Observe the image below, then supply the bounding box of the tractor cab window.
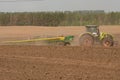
[86,27,98,33]
[86,26,100,37]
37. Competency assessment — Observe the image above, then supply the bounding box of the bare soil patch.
[0,45,120,80]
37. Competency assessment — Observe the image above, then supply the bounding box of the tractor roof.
[85,25,99,28]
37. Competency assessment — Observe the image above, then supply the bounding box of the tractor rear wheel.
[102,37,114,47]
[79,34,94,47]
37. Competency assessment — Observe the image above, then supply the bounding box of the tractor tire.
[102,37,114,47]
[79,33,94,47]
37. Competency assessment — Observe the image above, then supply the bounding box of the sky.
[0,0,119,12]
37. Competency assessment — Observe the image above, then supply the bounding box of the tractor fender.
[100,32,113,40]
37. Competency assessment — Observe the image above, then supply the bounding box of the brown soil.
[0,45,120,80]
[0,26,120,80]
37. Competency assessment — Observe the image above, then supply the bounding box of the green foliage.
[0,11,119,26]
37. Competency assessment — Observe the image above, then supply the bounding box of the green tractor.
[79,25,114,47]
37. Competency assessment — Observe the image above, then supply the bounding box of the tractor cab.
[85,25,100,37]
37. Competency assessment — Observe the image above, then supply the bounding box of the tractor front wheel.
[102,37,114,47]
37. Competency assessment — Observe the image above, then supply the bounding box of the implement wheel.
[79,33,94,47]
[64,42,71,46]
[57,42,70,46]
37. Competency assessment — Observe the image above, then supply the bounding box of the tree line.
[0,11,119,26]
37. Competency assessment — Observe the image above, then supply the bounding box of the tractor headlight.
[93,32,98,37]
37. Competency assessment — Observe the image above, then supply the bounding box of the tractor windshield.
[85,25,100,37]
[86,27,98,33]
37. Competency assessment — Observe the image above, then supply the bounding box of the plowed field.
[0,46,120,80]
[0,26,120,80]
